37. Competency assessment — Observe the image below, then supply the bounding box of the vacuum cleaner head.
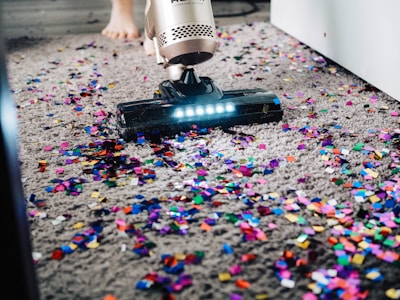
[115,0,283,142]
[116,68,283,142]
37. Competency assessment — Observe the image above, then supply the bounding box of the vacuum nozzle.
[116,69,283,142]
[116,0,283,142]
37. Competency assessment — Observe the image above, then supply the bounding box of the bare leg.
[143,36,156,56]
[102,0,139,40]
[143,0,156,56]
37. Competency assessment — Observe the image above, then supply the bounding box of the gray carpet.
[5,20,400,300]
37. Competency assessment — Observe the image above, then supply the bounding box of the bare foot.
[102,0,139,40]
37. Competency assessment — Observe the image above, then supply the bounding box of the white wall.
[270,0,400,101]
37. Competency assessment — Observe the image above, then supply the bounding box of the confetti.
[10,20,400,300]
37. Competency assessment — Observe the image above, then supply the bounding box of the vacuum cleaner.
[116,0,283,142]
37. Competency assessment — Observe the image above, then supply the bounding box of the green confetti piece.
[334,179,344,186]
[194,251,205,258]
[170,223,180,231]
[365,222,375,229]
[374,233,384,241]
[391,168,400,174]
[144,241,157,249]
[297,216,307,225]
[104,181,116,187]
[353,142,364,151]
[170,206,179,212]
[193,195,204,205]
[252,169,263,175]
[225,213,239,224]
[333,243,344,250]
[383,238,396,247]
[297,233,308,242]
[337,255,350,266]
[342,169,353,175]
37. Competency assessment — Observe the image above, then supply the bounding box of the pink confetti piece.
[246,190,256,196]
[197,169,207,176]
[257,178,267,184]
[229,265,242,275]
[60,141,69,149]
[268,222,277,229]
[244,182,253,188]
[55,184,66,192]
[302,292,318,300]
[134,167,143,174]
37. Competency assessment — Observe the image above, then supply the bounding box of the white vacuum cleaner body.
[145,0,217,69]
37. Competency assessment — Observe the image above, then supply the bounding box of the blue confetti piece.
[272,207,284,215]
[353,181,363,188]
[222,243,233,254]
[45,186,54,193]
[131,204,143,214]
[164,261,185,274]
[136,137,146,144]
[60,245,74,254]
[263,168,274,175]
[372,202,383,210]
[384,199,395,208]
[242,213,253,220]
[135,280,152,290]
[393,205,400,216]
[249,217,260,226]
[84,125,92,134]
[311,197,322,202]
[364,162,374,169]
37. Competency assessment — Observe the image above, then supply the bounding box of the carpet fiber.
[5,20,400,300]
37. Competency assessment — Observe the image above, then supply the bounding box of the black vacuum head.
[116,72,283,142]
